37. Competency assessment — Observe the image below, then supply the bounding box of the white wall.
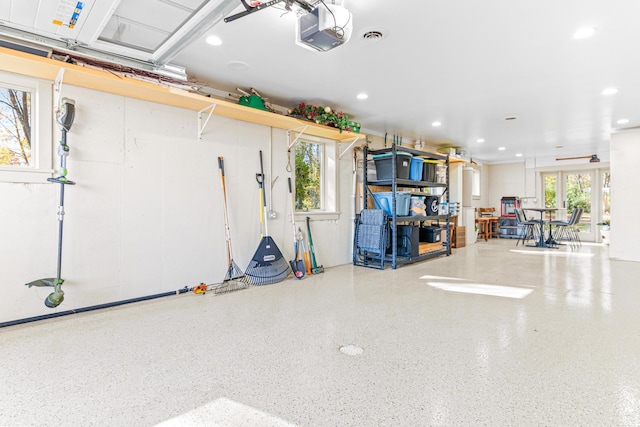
[1,85,356,323]
[610,129,640,261]
[487,162,526,212]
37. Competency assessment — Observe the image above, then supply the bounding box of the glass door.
[563,171,595,241]
[542,170,597,242]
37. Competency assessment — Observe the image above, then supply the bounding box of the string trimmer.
[25,98,76,308]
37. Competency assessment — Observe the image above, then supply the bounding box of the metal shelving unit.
[358,144,450,269]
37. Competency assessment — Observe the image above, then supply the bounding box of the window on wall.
[0,71,53,183]
[0,87,31,166]
[294,136,337,215]
[472,169,481,197]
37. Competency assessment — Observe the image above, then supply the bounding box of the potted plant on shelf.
[287,102,358,133]
[597,220,610,245]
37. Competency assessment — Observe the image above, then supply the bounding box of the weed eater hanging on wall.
[25,98,76,308]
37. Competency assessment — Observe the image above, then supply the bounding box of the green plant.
[597,220,610,226]
[288,102,353,132]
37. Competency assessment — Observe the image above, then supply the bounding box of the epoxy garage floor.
[2,240,640,426]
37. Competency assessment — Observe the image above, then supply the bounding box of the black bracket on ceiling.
[224,0,315,23]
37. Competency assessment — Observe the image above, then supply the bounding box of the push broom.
[25,98,76,308]
[245,150,290,285]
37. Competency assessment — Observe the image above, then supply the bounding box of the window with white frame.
[472,169,481,198]
[0,71,53,183]
[294,136,337,214]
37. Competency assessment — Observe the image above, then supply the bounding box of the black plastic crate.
[372,152,412,180]
[422,160,438,182]
[419,226,442,243]
[388,225,419,257]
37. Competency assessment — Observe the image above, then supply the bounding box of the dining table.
[524,208,558,248]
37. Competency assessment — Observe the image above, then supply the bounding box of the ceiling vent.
[362,30,385,41]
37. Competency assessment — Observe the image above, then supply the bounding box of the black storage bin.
[372,152,412,180]
[419,226,442,243]
[422,160,438,182]
[388,225,419,257]
[424,195,440,216]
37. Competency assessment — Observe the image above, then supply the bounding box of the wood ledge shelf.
[0,46,364,142]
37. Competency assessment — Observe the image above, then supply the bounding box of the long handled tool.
[299,227,312,276]
[25,98,76,308]
[208,156,251,295]
[288,177,305,279]
[306,216,324,274]
[245,150,290,285]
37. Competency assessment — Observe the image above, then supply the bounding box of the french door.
[542,170,600,242]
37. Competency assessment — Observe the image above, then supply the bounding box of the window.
[0,71,53,183]
[472,169,481,198]
[294,136,338,216]
[0,87,31,166]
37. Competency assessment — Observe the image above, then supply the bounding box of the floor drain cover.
[339,344,363,356]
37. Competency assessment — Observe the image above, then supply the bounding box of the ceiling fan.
[556,154,600,163]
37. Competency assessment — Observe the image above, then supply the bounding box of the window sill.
[295,211,340,221]
[0,168,53,183]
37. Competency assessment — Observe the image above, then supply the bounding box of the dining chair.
[514,208,540,246]
[550,208,582,248]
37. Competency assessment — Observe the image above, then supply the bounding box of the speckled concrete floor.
[2,240,640,426]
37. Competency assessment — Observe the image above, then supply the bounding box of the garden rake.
[208,156,251,295]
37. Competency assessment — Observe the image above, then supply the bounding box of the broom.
[245,150,290,285]
[207,156,251,295]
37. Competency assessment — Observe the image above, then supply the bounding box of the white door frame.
[541,170,598,242]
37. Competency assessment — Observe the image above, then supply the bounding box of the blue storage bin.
[409,157,424,181]
[372,192,410,216]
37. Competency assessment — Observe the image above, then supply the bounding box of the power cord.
[318,0,350,39]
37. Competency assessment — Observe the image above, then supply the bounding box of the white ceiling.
[171,0,640,164]
[1,0,639,164]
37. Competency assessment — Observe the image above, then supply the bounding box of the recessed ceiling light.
[573,27,597,40]
[432,121,442,127]
[206,35,222,46]
[617,118,630,124]
[498,147,506,151]
[476,138,485,143]
[504,116,517,121]
[515,153,523,157]
[602,87,618,95]
[357,93,368,100]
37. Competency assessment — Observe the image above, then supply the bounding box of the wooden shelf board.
[0,46,364,142]
[418,242,447,254]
